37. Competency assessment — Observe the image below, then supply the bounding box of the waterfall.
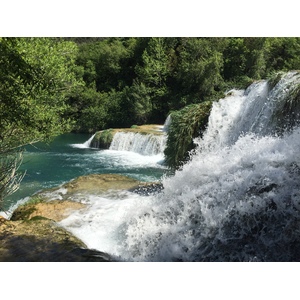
[163,114,171,132]
[70,133,96,149]
[60,71,300,262]
[109,132,166,156]
[198,71,300,151]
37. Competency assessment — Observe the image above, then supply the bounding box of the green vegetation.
[164,102,213,169]
[24,195,45,205]
[0,37,82,208]
[91,129,114,148]
[65,37,300,133]
[270,71,300,133]
[1,37,300,203]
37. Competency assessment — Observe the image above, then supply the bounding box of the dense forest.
[66,37,300,132]
[1,37,300,206]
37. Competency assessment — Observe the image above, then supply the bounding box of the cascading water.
[109,132,166,156]
[163,114,171,132]
[71,133,96,149]
[60,71,300,262]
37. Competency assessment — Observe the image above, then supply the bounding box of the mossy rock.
[267,71,285,90]
[91,129,114,148]
[164,101,212,169]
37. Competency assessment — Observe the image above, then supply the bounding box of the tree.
[223,37,267,86]
[135,37,171,122]
[123,80,152,124]
[174,38,225,105]
[265,38,300,73]
[0,37,82,208]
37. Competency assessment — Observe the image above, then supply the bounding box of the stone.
[0,217,112,262]
[11,200,86,222]
[1,173,146,262]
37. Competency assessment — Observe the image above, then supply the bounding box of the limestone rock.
[0,217,112,262]
[11,200,86,222]
[1,173,146,262]
[62,173,141,195]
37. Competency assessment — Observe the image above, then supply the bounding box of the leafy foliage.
[0,37,82,205]
[0,37,82,151]
[0,150,25,208]
[68,37,300,133]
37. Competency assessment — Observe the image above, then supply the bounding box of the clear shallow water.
[2,133,167,212]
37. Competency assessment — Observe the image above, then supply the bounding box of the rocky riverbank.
[0,173,154,262]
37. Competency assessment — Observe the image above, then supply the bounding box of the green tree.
[0,37,82,207]
[265,37,300,73]
[77,38,133,92]
[135,37,171,122]
[72,88,110,133]
[174,38,225,106]
[123,80,152,124]
[223,37,267,86]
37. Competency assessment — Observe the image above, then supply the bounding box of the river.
[2,133,167,213]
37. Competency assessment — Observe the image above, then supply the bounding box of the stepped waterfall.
[81,126,167,156]
[60,71,300,261]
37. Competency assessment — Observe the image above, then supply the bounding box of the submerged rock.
[61,173,141,196]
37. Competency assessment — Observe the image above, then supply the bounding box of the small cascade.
[109,132,166,156]
[70,133,96,149]
[163,114,171,132]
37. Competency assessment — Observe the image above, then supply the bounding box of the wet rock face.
[0,217,112,262]
[11,200,86,222]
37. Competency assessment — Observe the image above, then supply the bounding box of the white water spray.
[60,71,300,261]
[71,133,96,149]
[163,114,171,132]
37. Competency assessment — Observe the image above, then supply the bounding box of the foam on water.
[100,149,165,168]
[59,191,154,259]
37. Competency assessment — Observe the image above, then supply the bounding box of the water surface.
[3,133,166,212]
